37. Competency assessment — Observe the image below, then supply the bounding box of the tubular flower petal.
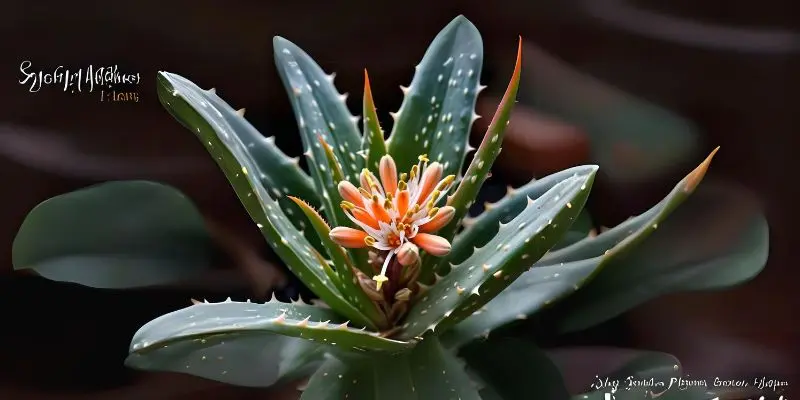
[419,206,455,233]
[338,181,364,208]
[411,233,451,256]
[330,227,369,248]
[334,154,455,289]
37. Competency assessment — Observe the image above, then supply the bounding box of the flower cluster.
[330,154,456,290]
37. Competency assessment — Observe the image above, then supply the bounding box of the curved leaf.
[12,181,212,288]
[128,329,323,387]
[552,210,593,251]
[399,166,597,340]
[300,337,480,400]
[273,37,362,228]
[423,38,522,280]
[449,166,600,265]
[546,180,769,333]
[435,37,521,244]
[156,72,319,237]
[127,301,415,381]
[386,15,484,177]
[445,149,767,344]
[157,72,373,328]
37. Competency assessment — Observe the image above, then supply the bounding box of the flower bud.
[357,272,384,302]
[396,242,420,267]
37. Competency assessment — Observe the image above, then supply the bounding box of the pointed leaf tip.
[430,34,523,263]
[363,70,375,107]
[684,146,719,193]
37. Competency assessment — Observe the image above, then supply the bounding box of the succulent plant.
[12,15,768,400]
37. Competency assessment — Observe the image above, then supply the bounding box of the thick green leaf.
[423,39,522,280]
[386,15,484,177]
[445,149,768,343]
[273,37,362,228]
[442,257,597,349]
[552,210,593,250]
[361,70,388,170]
[436,38,521,241]
[128,328,323,387]
[546,347,680,399]
[519,43,700,184]
[449,166,600,266]
[300,337,480,400]
[12,181,212,288]
[460,336,570,400]
[157,72,372,328]
[156,72,319,241]
[546,180,769,333]
[444,158,710,345]
[399,166,598,340]
[127,300,414,382]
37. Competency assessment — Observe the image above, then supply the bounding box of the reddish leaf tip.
[684,146,720,193]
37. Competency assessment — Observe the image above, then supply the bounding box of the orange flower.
[329,154,456,290]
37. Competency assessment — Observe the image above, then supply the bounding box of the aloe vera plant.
[13,15,768,400]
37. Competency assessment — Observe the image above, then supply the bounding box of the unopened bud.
[396,242,420,267]
[357,272,384,302]
[394,288,412,302]
[388,300,409,324]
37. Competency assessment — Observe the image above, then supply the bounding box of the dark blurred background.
[1,1,798,398]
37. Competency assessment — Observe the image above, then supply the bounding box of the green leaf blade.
[299,356,375,400]
[127,329,323,388]
[273,37,362,228]
[445,149,767,344]
[300,337,480,400]
[156,72,319,236]
[399,166,598,339]
[157,72,371,328]
[445,161,705,345]
[12,181,213,289]
[450,166,600,265]
[128,301,414,363]
[460,337,570,400]
[386,15,484,177]
[442,258,597,349]
[545,181,768,333]
[435,38,522,248]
